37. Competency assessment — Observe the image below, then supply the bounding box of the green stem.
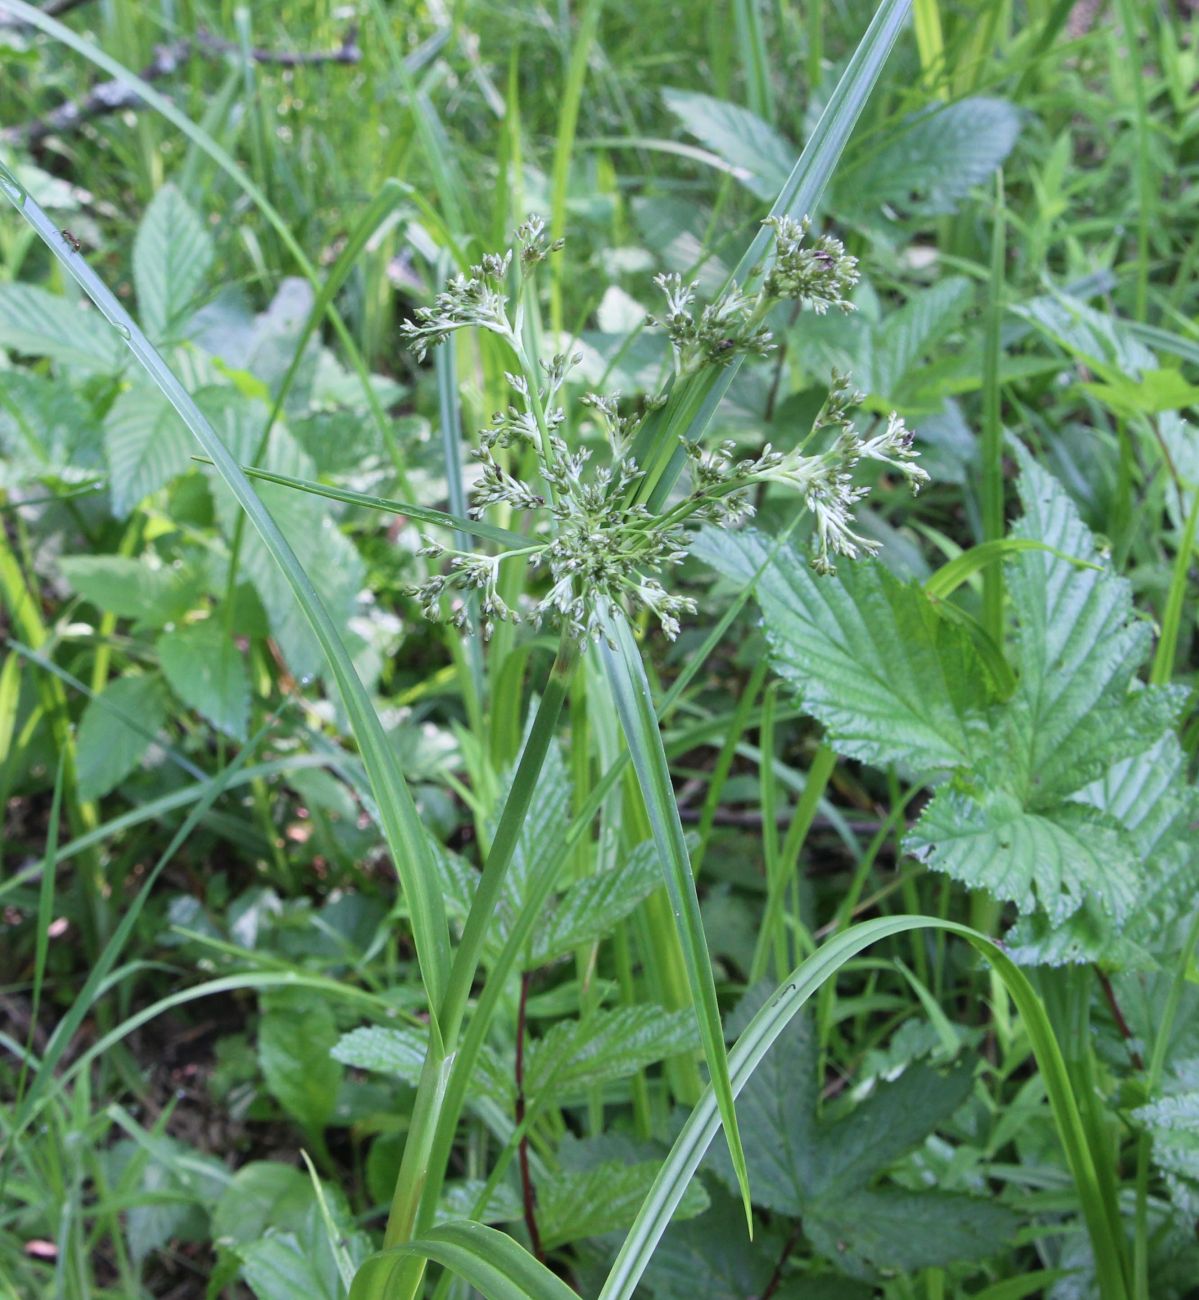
[382,630,579,1265]
[981,170,1006,645]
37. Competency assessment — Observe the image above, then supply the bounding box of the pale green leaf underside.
[133,183,214,343]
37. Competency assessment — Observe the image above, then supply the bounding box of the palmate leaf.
[700,998,1016,1280]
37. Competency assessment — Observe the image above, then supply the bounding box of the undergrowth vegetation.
[2,1,1198,1297]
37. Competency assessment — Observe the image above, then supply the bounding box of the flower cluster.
[761,215,859,314]
[652,215,860,377]
[652,274,774,372]
[403,214,926,642]
[680,373,928,573]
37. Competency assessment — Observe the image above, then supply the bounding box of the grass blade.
[597,607,753,1229]
[191,459,528,549]
[351,1222,579,1300]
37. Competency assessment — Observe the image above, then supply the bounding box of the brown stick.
[0,24,360,148]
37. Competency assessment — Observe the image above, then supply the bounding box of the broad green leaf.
[239,1225,344,1300]
[601,917,1118,1300]
[331,1024,508,1104]
[133,183,214,342]
[104,383,194,516]
[705,999,982,1223]
[1014,292,1156,378]
[525,1005,700,1100]
[907,455,1186,934]
[1133,1086,1199,1221]
[869,275,972,400]
[0,281,123,371]
[837,97,1021,216]
[157,619,250,740]
[350,1221,580,1300]
[909,789,1139,925]
[258,991,343,1135]
[75,672,170,800]
[59,554,202,627]
[804,1187,1020,1281]
[694,526,990,773]
[527,840,660,967]
[661,88,793,200]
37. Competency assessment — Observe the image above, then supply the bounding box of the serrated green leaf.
[75,672,170,800]
[869,276,973,400]
[525,1005,699,1101]
[694,526,990,773]
[157,620,250,740]
[60,554,202,627]
[661,88,794,200]
[0,281,124,371]
[212,1161,313,1246]
[331,1024,509,1105]
[908,789,1140,925]
[133,183,213,343]
[331,1026,426,1085]
[1133,1086,1199,1220]
[258,991,342,1135]
[527,840,661,967]
[239,1229,344,1300]
[0,368,103,485]
[838,97,1021,216]
[104,383,194,516]
[538,1160,708,1250]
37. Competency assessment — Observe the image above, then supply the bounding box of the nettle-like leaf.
[699,1000,1015,1282]
[331,1024,509,1106]
[60,554,203,628]
[835,97,1022,217]
[0,368,103,487]
[0,281,124,372]
[104,382,194,516]
[693,526,992,773]
[524,1004,699,1101]
[698,452,1194,962]
[133,183,214,344]
[661,88,793,201]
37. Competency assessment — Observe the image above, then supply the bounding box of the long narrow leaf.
[0,168,453,1018]
[597,607,753,1228]
[192,459,528,549]
[351,1222,579,1300]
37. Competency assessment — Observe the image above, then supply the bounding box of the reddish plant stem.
[759,1219,803,1300]
[515,968,544,1262]
[1094,963,1145,1071]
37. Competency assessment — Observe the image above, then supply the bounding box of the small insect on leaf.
[59,229,81,252]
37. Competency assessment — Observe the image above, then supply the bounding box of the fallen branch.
[1,22,361,148]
